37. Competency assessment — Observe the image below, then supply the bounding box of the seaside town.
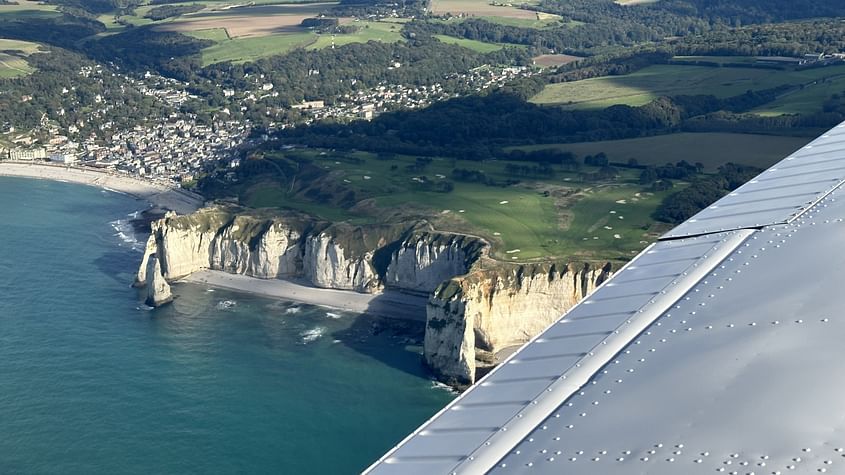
[0,64,534,187]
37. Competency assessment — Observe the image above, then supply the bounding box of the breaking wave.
[110,218,143,253]
[300,326,325,343]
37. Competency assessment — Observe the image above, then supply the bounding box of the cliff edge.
[136,206,611,386]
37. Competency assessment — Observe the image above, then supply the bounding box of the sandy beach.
[183,270,429,321]
[0,161,203,214]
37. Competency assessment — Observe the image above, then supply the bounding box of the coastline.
[0,161,203,214]
[0,161,428,322]
[182,270,429,322]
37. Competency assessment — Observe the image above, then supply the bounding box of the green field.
[475,13,567,28]
[434,34,505,52]
[511,132,812,172]
[226,149,682,261]
[200,32,317,65]
[530,63,845,109]
[186,27,231,42]
[0,0,58,17]
[0,38,40,78]
[752,75,845,116]
[307,21,404,50]
[198,19,404,64]
[434,14,577,29]
[672,55,757,65]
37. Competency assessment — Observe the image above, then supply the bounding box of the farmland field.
[199,32,317,65]
[0,0,58,17]
[752,75,845,116]
[434,35,505,53]
[430,0,539,20]
[672,55,757,65]
[308,21,404,50]
[533,54,581,68]
[186,27,231,42]
[199,19,403,65]
[155,3,340,38]
[530,63,845,109]
[0,38,40,78]
[511,132,812,172]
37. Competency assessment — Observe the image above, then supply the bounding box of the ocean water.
[0,177,454,474]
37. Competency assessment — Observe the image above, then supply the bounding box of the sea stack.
[145,255,173,307]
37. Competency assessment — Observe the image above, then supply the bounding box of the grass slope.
[433,34,504,52]
[753,75,845,116]
[200,32,317,64]
[0,0,58,16]
[0,38,40,78]
[307,21,403,50]
[530,63,845,110]
[512,132,812,172]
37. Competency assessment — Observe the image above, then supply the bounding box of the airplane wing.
[365,121,845,475]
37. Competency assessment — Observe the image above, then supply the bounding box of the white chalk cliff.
[144,255,173,307]
[425,262,611,385]
[136,207,611,385]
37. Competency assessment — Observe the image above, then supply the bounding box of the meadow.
[530,63,845,110]
[0,38,40,78]
[752,75,845,116]
[512,132,812,172]
[434,34,506,53]
[197,32,318,64]
[195,19,404,64]
[0,0,58,17]
[155,3,340,38]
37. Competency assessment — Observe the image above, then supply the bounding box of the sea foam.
[110,218,144,253]
[300,327,325,343]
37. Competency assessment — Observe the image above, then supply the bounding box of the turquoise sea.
[0,177,454,474]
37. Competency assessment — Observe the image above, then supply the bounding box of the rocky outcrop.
[135,206,612,387]
[425,262,612,386]
[144,255,173,307]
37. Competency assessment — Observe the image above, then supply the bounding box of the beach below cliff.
[182,270,429,321]
[0,162,202,214]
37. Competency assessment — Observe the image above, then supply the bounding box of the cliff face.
[136,207,485,294]
[425,262,612,386]
[302,233,379,292]
[144,255,173,307]
[384,232,485,294]
[136,206,611,386]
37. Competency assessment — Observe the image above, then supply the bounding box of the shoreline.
[181,270,429,322]
[0,162,429,322]
[0,161,203,214]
